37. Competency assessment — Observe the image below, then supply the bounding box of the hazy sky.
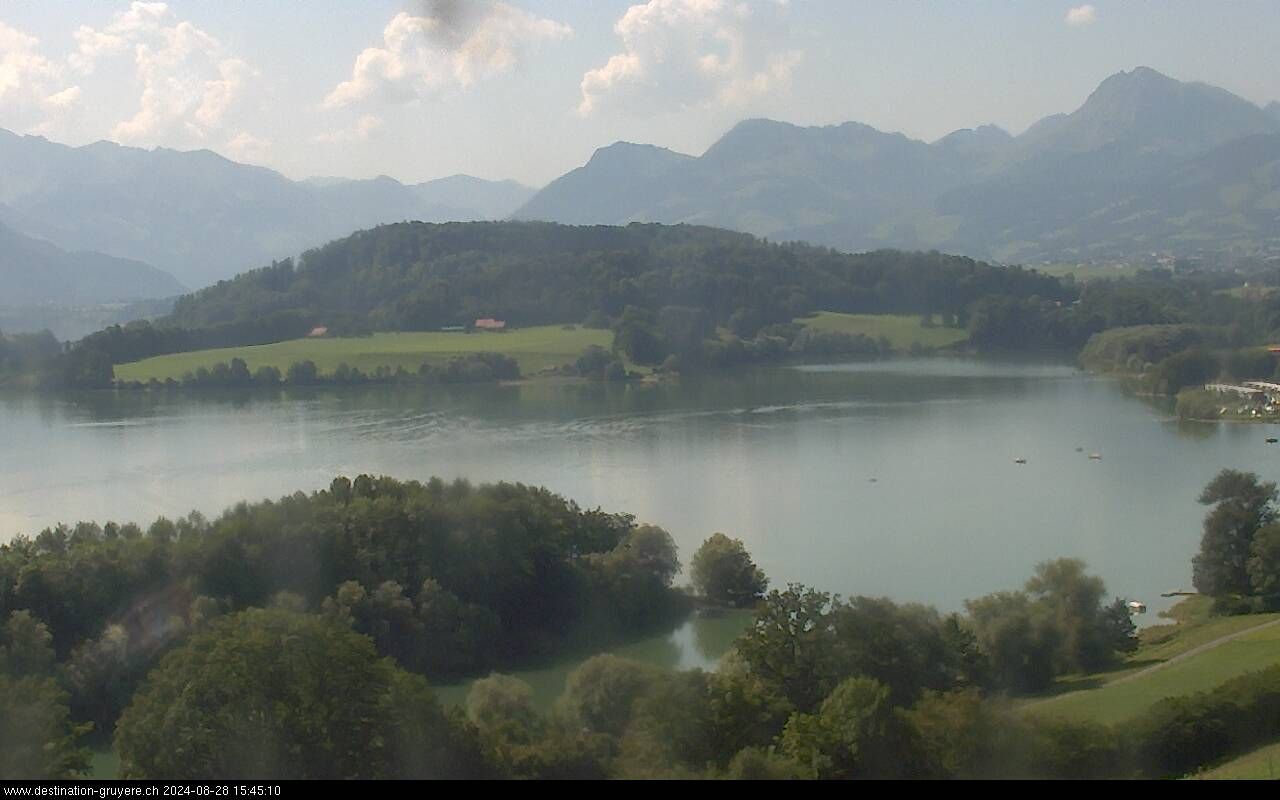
[2,1,1278,186]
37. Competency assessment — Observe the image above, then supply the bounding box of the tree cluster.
[1192,469,1280,610]
[0,476,688,764]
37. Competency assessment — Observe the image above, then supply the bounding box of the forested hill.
[168,220,1070,334]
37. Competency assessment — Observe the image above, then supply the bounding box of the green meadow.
[1028,613,1280,726]
[114,325,613,382]
[1191,740,1280,780]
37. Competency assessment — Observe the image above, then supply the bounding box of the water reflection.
[432,610,755,710]
[3,357,1278,622]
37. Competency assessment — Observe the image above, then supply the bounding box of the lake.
[2,358,1275,702]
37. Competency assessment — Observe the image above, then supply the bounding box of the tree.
[690,533,768,608]
[614,306,667,365]
[1025,558,1130,672]
[0,674,92,779]
[0,610,89,780]
[1193,469,1277,597]
[286,359,318,385]
[724,746,805,779]
[901,689,1017,779]
[619,524,681,586]
[1151,349,1220,394]
[465,673,541,745]
[828,596,963,705]
[1248,523,1280,597]
[964,591,1059,693]
[657,306,714,358]
[735,585,838,712]
[559,654,660,737]
[253,364,282,385]
[779,677,902,779]
[467,674,609,779]
[0,610,56,678]
[115,608,475,779]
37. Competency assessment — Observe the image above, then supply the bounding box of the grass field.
[114,325,614,382]
[90,748,119,779]
[1029,616,1280,725]
[1191,740,1280,780]
[1036,263,1146,280]
[798,312,968,350]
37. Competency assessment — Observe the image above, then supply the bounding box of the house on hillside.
[474,318,506,331]
[307,326,329,338]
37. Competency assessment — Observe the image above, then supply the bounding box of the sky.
[1,1,1278,187]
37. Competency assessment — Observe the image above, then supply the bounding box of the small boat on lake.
[1013,458,1027,464]
[1267,437,1278,444]
[1089,453,1102,460]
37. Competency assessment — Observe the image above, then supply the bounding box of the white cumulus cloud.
[0,22,66,111]
[313,114,385,145]
[225,130,272,163]
[43,85,83,110]
[579,0,802,117]
[55,2,262,152]
[323,2,571,110]
[1065,5,1098,27]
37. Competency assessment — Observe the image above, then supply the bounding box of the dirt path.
[1107,616,1280,687]
[1028,615,1280,708]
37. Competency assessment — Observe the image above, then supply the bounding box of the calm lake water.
[2,358,1276,703]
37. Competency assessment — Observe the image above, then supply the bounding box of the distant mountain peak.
[934,124,1012,148]
[589,140,689,159]
[581,141,693,176]
[1017,65,1279,157]
[1087,65,1186,104]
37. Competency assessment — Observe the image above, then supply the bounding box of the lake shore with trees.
[8,466,1280,779]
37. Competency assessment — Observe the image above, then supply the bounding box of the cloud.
[225,131,271,163]
[54,2,259,149]
[0,22,64,109]
[43,85,83,110]
[313,114,385,144]
[1065,5,1098,27]
[322,2,571,110]
[579,0,802,117]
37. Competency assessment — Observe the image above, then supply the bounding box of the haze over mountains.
[518,67,1280,264]
[0,129,534,290]
[1,65,1277,328]
[0,221,184,307]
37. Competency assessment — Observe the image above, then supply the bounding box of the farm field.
[798,312,968,350]
[113,325,613,382]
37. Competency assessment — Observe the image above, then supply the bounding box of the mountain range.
[2,65,1277,313]
[0,221,184,307]
[516,67,1280,264]
[0,131,534,290]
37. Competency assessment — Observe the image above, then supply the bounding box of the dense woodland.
[9,469,1278,779]
[9,221,1280,391]
[166,222,1068,332]
[4,221,1073,387]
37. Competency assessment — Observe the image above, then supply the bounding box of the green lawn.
[114,325,613,382]
[1191,740,1280,780]
[1029,619,1280,725]
[797,312,968,351]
